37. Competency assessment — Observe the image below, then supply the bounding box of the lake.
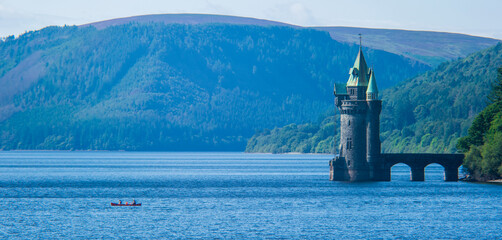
[0,152,501,239]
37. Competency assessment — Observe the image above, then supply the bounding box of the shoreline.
[460,177,502,184]
[487,179,502,183]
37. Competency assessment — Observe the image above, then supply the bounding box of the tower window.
[346,138,353,150]
[348,120,351,126]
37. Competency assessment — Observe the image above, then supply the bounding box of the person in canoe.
[111,200,141,206]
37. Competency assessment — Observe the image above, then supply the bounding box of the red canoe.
[111,202,141,206]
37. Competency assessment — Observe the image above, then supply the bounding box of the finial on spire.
[358,33,362,49]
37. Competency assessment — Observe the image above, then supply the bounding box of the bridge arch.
[424,163,445,181]
[389,163,411,181]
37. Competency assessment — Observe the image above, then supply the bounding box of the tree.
[457,67,502,180]
[488,67,502,104]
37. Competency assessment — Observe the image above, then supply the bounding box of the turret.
[365,68,382,180]
[366,69,378,100]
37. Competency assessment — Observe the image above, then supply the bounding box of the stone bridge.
[380,153,464,181]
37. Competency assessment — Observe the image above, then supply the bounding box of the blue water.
[0,152,501,239]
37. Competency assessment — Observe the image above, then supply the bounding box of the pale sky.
[1,0,501,39]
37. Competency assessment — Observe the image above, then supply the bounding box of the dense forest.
[456,68,502,181]
[246,43,502,154]
[0,23,430,150]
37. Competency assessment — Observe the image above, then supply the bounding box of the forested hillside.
[0,23,429,150]
[246,43,502,154]
[457,68,502,181]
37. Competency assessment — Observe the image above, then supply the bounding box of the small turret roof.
[346,48,369,87]
[366,69,378,94]
[334,83,347,95]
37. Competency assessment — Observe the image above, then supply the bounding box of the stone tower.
[330,46,382,181]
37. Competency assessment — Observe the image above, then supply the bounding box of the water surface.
[0,152,500,239]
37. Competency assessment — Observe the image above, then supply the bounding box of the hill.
[316,27,499,67]
[0,23,428,150]
[246,43,502,154]
[84,14,499,67]
[82,14,294,29]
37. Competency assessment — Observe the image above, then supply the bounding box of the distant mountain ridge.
[83,14,500,67]
[82,14,294,29]
[316,27,500,66]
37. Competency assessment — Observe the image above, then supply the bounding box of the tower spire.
[359,33,362,49]
[346,34,369,87]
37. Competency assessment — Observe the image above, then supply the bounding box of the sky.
[1,0,501,39]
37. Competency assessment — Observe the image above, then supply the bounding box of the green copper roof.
[346,48,369,87]
[366,69,378,93]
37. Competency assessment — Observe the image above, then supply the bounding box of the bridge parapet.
[380,153,464,181]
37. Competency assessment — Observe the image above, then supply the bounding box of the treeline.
[0,23,429,150]
[246,111,338,153]
[246,43,502,154]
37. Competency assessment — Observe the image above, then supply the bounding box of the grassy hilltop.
[317,26,499,67]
